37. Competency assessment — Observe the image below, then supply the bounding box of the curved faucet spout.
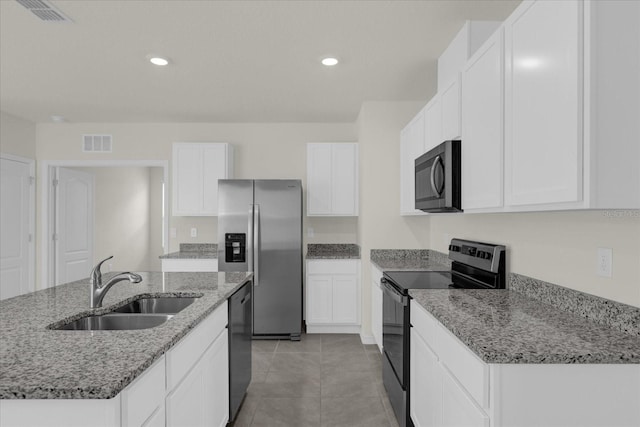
[89,256,142,308]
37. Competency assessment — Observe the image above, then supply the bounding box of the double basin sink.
[54,296,199,331]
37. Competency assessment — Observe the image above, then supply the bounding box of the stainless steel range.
[381,239,506,427]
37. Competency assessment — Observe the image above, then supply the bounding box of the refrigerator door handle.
[253,204,260,286]
[247,204,254,275]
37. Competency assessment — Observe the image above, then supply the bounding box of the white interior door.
[0,156,34,300]
[55,167,94,285]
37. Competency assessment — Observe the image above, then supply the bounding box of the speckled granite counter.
[370,249,450,271]
[410,288,640,364]
[0,271,251,399]
[159,243,218,259]
[306,244,360,259]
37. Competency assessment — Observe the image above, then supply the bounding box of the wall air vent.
[82,135,112,153]
[16,0,73,23]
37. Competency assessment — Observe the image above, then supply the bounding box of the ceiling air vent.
[16,0,73,23]
[82,135,112,153]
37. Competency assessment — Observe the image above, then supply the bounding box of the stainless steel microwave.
[415,140,462,212]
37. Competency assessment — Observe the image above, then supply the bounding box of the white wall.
[430,211,640,307]
[0,111,36,159]
[35,122,359,256]
[357,101,432,339]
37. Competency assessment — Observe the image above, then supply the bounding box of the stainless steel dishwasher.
[228,280,252,422]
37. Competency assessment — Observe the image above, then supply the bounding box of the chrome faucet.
[89,256,142,308]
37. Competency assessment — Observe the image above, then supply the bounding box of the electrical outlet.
[190,227,197,238]
[596,248,612,277]
[170,228,177,238]
[308,227,315,238]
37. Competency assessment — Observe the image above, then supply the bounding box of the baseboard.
[359,333,376,345]
[306,325,361,334]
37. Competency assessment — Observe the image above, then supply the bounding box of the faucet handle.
[90,255,114,285]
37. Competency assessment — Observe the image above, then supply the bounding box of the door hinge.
[52,233,58,242]
[52,179,59,187]
[29,176,35,185]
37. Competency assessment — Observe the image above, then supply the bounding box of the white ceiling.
[0,0,520,124]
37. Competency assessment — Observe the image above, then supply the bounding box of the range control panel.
[448,239,506,273]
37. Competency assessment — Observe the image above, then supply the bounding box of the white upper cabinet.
[502,0,640,210]
[438,20,502,92]
[172,142,233,216]
[423,96,443,152]
[440,74,462,141]
[462,28,504,211]
[504,0,582,207]
[307,143,359,216]
[400,108,428,216]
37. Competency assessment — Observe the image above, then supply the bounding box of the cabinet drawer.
[410,301,439,352]
[435,319,488,409]
[307,260,358,275]
[166,301,228,390]
[121,356,165,427]
[161,258,218,272]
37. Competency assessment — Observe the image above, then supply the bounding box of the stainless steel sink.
[112,296,199,314]
[56,313,173,331]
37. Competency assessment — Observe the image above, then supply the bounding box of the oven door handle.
[381,278,408,306]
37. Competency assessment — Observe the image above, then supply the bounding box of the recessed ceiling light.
[321,57,339,66]
[50,115,65,123]
[148,56,169,66]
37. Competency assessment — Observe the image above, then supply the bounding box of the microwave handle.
[430,155,444,196]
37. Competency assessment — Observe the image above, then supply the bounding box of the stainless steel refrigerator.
[218,179,302,340]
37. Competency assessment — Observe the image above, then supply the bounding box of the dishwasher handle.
[381,278,408,306]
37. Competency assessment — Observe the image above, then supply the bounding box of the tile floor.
[230,334,400,427]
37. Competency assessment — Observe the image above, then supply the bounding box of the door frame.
[0,153,36,295]
[40,160,169,289]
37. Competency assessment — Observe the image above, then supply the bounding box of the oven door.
[415,140,461,212]
[381,278,408,385]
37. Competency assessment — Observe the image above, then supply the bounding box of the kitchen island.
[0,271,252,426]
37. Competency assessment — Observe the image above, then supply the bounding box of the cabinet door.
[441,75,461,141]
[173,144,202,216]
[441,366,489,427]
[371,279,382,351]
[166,330,229,427]
[462,28,504,210]
[331,144,358,215]
[400,110,428,215]
[332,275,358,324]
[424,97,443,152]
[504,0,582,207]
[307,143,333,215]
[306,275,333,324]
[202,144,228,215]
[410,328,442,427]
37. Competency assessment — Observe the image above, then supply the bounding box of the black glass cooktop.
[383,270,490,293]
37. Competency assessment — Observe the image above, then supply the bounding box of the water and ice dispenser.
[225,233,246,263]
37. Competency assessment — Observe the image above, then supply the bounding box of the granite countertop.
[160,243,218,259]
[0,271,252,399]
[370,249,450,271]
[306,244,361,259]
[410,288,640,364]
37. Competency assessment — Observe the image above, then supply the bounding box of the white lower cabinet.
[0,302,230,427]
[166,326,228,427]
[410,300,640,427]
[306,260,360,333]
[370,265,383,352]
